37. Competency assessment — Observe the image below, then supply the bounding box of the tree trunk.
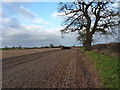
[84,34,92,51]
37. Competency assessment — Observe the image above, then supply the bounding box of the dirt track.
[2,48,103,88]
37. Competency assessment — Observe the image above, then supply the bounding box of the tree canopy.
[58,1,119,51]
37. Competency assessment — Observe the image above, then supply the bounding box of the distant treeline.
[1,44,77,50]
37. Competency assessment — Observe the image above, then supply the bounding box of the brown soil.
[2,48,60,59]
[2,48,103,88]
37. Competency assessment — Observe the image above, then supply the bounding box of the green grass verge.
[79,47,85,51]
[85,51,119,88]
[0,48,18,50]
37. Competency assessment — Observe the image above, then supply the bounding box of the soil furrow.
[2,48,102,88]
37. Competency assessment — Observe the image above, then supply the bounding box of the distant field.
[1,48,60,59]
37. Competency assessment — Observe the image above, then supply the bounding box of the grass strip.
[86,51,119,88]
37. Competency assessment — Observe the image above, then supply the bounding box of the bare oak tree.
[58,1,119,51]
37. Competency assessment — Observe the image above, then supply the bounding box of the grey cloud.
[11,3,36,20]
[2,3,40,24]
[2,17,22,29]
[17,6,36,19]
[0,3,78,47]
[2,21,79,47]
[2,28,62,47]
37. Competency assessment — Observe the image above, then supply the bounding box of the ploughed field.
[1,48,60,59]
[2,48,102,88]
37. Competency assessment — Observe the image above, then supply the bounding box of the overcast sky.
[0,1,119,47]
